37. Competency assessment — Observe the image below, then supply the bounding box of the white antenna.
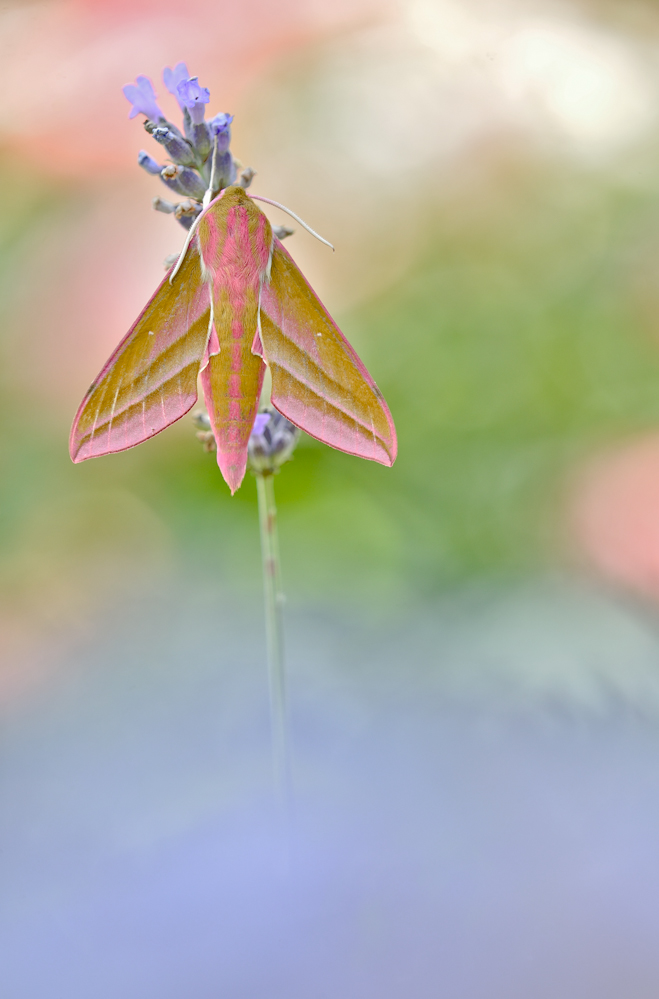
[169,212,203,283]
[170,137,222,283]
[170,134,227,283]
[204,134,219,210]
[249,194,334,251]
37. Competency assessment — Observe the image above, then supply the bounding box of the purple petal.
[209,112,234,135]
[177,76,210,124]
[177,77,210,107]
[122,75,163,121]
[163,62,191,110]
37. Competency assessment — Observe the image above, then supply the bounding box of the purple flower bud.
[237,166,256,189]
[152,196,176,214]
[209,113,234,154]
[185,118,212,159]
[193,411,211,430]
[210,150,236,194]
[122,76,164,121]
[248,410,300,472]
[177,77,210,125]
[163,63,191,110]
[160,164,207,200]
[207,118,236,192]
[137,150,162,175]
[146,123,196,166]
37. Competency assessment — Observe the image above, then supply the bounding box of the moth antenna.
[204,134,219,210]
[171,137,225,283]
[169,213,203,283]
[249,195,334,251]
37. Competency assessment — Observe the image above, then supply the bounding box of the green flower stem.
[255,469,289,804]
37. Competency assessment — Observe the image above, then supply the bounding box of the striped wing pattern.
[70,246,211,462]
[259,240,397,466]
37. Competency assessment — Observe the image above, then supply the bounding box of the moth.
[70,185,397,493]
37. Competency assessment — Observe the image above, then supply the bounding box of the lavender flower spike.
[177,77,210,125]
[122,76,164,121]
[163,63,191,110]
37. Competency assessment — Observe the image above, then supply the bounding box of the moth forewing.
[259,241,397,466]
[70,248,212,462]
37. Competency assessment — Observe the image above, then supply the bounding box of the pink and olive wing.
[70,246,211,462]
[258,241,397,466]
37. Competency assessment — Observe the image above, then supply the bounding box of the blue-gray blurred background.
[4,0,659,994]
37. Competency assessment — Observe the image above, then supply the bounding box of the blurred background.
[4,0,659,994]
